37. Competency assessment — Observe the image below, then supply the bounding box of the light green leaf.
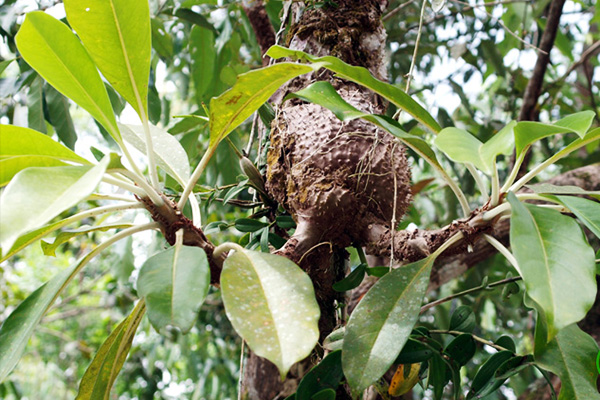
[0,125,88,163]
[0,58,14,75]
[0,156,67,187]
[0,158,109,254]
[266,45,441,133]
[526,183,600,199]
[507,192,596,341]
[118,123,190,185]
[535,323,600,400]
[27,75,46,134]
[41,223,133,257]
[554,195,600,240]
[342,255,435,394]
[64,0,151,119]
[15,11,120,141]
[434,121,516,174]
[137,246,210,334]
[209,62,316,148]
[75,300,146,400]
[514,111,595,157]
[220,249,320,378]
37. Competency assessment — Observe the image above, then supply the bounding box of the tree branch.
[518,0,566,121]
[241,0,276,65]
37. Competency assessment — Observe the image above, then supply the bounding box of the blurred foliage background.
[0,0,598,398]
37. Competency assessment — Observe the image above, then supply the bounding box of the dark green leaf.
[395,338,435,364]
[333,264,367,292]
[342,255,435,394]
[234,218,268,233]
[27,75,46,134]
[444,333,475,366]
[45,85,77,149]
[467,350,514,399]
[275,215,296,229]
[296,351,343,400]
[495,335,516,353]
[494,355,534,380]
[449,305,476,333]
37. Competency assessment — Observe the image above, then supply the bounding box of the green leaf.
[189,25,216,100]
[27,75,46,134]
[507,192,596,341]
[15,11,120,141]
[395,338,435,364]
[45,85,77,149]
[323,327,345,352]
[0,158,109,254]
[220,249,320,378]
[444,333,476,366]
[275,215,296,229]
[514,111,595,157]
[118,123,190,185]
[64,0,151,119]
[0,58,14,75]
[535,324,600,400]
[151,18,173,59]
[527,183,600,199]
[467,350,514,399]
[209,62,315,148]
[554,195,600,240]
[311,389,336,400]
[296,350,344,400]
[75,300,146,399]
[0,249,103,382]
[234,218,268,233]
[342,255,435,394]
[41,223,133,257]
[332,263,367,292]
[448,305,476,333]
[267,45,441,133]
[434,121,516,174]
[0,156,67,187]
[494,355,534,380]
[137,246,210,334]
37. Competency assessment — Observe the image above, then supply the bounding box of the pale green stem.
[190,194,202,227]
[515,193,564,204]
[490,163,500,206]
[483,234,520,274]
[59,203,145,227]
[432,231,465,258]
[439,168,471,217]
[87,193,138,202]
[118,139,145,179]
[141,116,160,190]
[102,175,148,198]
[213,242,245,259]
[115,169,164,206]
[482,202,511,221]
[500,151,526,192]
[56,222,159,300]
[466,163,489,201]
[179,145,217,210]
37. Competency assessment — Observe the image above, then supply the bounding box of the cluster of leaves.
[0,0,599,399]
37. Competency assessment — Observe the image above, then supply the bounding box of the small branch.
[421,276,522,313]
[547,40,600,87]
[382,0,417,22]
[429,330,513,352]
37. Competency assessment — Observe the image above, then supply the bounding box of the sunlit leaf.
[342,255,435,394]
[220,249,320,378]
[266,45,441,133]
[137,246,210,333]
[64,0,151,119]
[527,183,600,199]
[15,11,120,140]
[118,123,190,185]
[514,111,595,157]
[508,193,596,341]
[209,62,316,148]
[434,121,516,174]
[0,158,109,254]
[75,301,146,400]
[189,25,216,100]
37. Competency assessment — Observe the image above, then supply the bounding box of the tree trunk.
[240,1,404,398]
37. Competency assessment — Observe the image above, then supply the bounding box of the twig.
[382,0,417,22]
[429,330,513,352]
[421,276,522,313]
